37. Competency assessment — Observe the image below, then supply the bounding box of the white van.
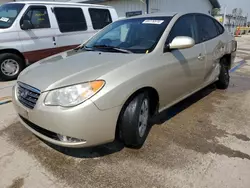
[0,1,118,80]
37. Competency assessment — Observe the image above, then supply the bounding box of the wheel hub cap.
[1,59,19,76]
[138,99,149,138]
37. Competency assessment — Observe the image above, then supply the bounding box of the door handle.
[198,54,205,61]
[52,36,56,46]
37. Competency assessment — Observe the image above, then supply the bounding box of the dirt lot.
[1,35,250,188]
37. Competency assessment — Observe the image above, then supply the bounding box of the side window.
[196,15,218,43]
[214,19,225,35]
[89,8,112,30]
[166,15,197,44]
[21,6,50,29]
[54,7,87,33]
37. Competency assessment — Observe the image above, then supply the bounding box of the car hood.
[18,50,143,91]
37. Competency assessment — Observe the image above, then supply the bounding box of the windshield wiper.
[75,45,94,52]
[92,45,133,54]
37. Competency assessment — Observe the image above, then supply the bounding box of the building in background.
[215,7,248,35]
[69,0,220,18]
[0,0,13,4]
[14,0,221,18]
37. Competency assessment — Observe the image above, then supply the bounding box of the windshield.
[0,3,24,29]
[85,16,172,54]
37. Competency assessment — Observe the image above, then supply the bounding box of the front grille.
[19,115,59,140]
[17,82,41,109]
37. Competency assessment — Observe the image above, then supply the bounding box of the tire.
[119,92,151,149]
[216,59,230,90]
[0,53,25,81]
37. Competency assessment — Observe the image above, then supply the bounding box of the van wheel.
[216,59,230,89]
[0,53,25,81]
[119,92,151,149]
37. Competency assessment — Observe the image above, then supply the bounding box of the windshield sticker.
[0,17,9,22]
[142,20,164,24]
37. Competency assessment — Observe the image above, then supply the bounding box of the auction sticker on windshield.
[0,17,9,22]
[142,20,164,24]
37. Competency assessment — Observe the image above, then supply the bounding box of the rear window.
[89,8,112,30]
[54,7,87,33]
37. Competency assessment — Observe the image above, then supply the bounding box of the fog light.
[57,134,85,143]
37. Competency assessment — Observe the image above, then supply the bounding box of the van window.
[21,6,50,29]
[54,7,87,33]
[0,3,24,29]
[89,8,112,30]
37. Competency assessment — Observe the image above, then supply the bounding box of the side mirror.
[21,20,33,30]
[166,36,195,51]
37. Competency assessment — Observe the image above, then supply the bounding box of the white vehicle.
[0,1,118,80]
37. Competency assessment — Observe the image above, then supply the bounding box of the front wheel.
[216,60,230,89]
[119,92,151,149]
[0,53,25,81]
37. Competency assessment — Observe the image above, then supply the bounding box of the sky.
[219,0,250,17]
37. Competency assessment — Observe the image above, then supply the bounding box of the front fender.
[91,70,158,110]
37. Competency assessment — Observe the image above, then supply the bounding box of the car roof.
[116,12,179,22]
[133,12,178,18]
[7,1,113,8]
[123,12,211,19]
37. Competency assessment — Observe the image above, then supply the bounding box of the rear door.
[18,5,56,63]
[52,6,93,52]
[195,14,226,84]
[161,14,206,105]
[52,6,114,53]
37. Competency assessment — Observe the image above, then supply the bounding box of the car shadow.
[44,139,125,159]
[45,84,216,158]
[172,50,192,76]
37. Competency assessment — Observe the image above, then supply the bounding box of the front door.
[160,14,206,107]
[18,5,56,63]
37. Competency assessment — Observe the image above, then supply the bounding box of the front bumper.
[12,85,121,148]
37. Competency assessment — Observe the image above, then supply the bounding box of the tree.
[212,8,221,16]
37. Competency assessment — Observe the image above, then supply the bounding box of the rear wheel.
[119,92,151,149]
[216,59,230,89]
[0,53,25,81]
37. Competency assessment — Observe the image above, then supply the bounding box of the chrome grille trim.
[17,82,41,109]
[18,82,40,94]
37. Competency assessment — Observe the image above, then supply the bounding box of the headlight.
[44,80,105,107]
